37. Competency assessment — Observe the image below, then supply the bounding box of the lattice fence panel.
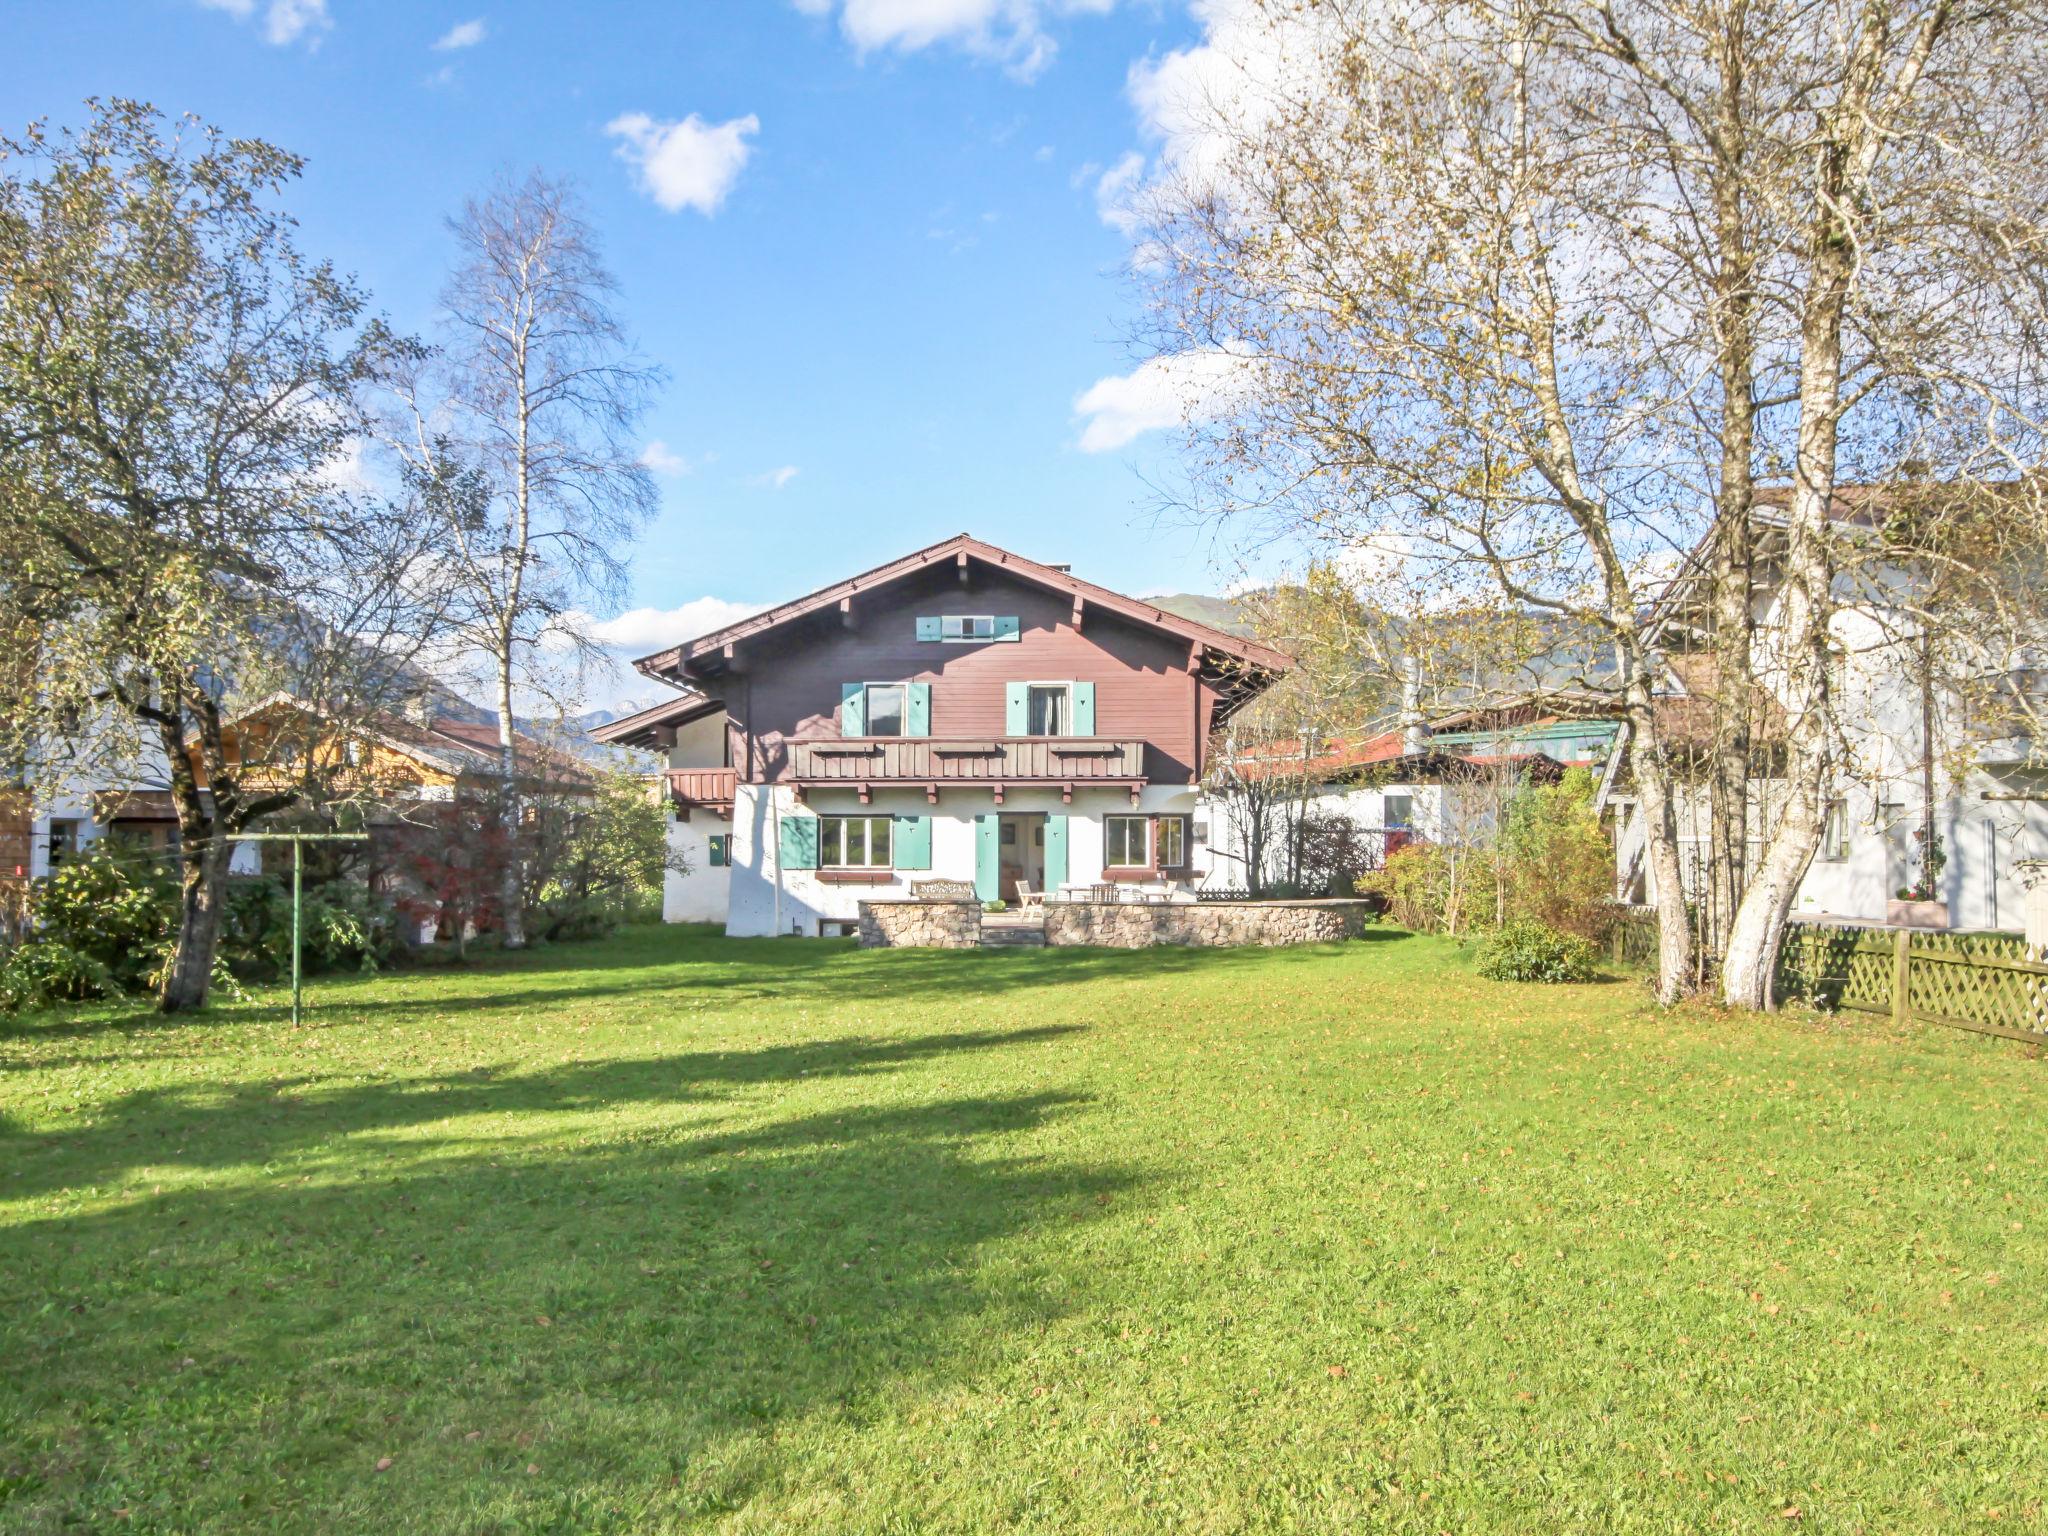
[1905,949,2048,1043]
[1780,926,1892,1013]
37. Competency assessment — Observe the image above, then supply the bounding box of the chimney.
[1399,655,1428,754]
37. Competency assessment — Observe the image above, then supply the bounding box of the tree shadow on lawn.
[1,927,1417,1044]
[0,1024,1087,1202]
[0,1064,1136,1528]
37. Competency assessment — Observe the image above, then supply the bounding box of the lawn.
[1,926,2042,1534]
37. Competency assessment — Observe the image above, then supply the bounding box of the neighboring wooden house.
[596,533,1289,936]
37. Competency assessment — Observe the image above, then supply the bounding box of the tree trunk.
[158,832,230,1011]
[1626,678,1695,1006]
[495,640,527,949]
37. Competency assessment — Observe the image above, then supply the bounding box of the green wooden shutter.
[1071,681,1096,736]
[994,615,1021,642]
[840,682,865,736]
[892,814,932,869]
[1005,682,1029,735]
[906,682,931,737]
[778,815,819,870]
[974,814,1000,901]
[915,616,940,641]
[1043,812,1069,890]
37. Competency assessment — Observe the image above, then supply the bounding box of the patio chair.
[1015,880,1044,909]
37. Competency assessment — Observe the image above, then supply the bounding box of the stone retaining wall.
[858,899,982,948]
[1043,899,1374,949]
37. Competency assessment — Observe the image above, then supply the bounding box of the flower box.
[1887,899,1949,929]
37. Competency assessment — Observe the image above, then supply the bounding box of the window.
[1027,683,1070,736]
[820,815,892,869]
[864,683,906,737]
[1157,816,1186,869]
[47,820,82,866]
[1384,793,1413,830]
[942,615,996,641]
[707,834,730,868]
[1105,814,1150,868]
[1820,799,1849,861]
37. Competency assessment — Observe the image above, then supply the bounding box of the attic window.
[943,615,996,640]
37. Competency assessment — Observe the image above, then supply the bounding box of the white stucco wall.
[663,808,732,924]
[725,782,1204,937]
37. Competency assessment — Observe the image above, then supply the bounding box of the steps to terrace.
[979,912,1047,949]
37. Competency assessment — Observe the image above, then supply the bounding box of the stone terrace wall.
[858,899,982,949]
[1043,899,1374,949]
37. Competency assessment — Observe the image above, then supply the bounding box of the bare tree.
[391,172,661,948]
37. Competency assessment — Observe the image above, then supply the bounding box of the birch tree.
[393,173,660,949]
[1130,0,2048,1005]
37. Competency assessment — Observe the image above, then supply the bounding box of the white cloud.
[197,0,330,46]
[585,597,765,654]
[638,440,693,477]
[432,17,487,49]
[795,0,1115,82]
[1072,347,1259,452]
[1093,149,1146,235]
[605,111,760,215]
[751,465,801,490]
[1126,0,1326,196]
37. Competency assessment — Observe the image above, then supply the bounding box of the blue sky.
[5,1,1258,704]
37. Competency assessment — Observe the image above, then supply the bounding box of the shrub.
[1476,919,1599,983]
[1359,841,1488,934]
[0,940,118,1011]
[35,843,178,992]
[1496,767,1616,943]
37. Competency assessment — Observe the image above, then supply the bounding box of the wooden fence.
[1778,924,2048,1045]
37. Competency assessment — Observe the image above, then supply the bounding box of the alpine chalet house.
[595,535,1290,937]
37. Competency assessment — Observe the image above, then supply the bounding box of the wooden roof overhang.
[630,533,1292,712]
[589,691,726,751]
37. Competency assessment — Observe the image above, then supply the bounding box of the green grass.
[2,926,2044,1533]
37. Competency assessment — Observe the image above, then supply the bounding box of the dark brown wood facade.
[639,550,1280,793]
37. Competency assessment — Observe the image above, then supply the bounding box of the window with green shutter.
[778,815,819,870]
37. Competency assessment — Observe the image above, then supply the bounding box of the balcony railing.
[664,767,738,812]
[790,737,1145,785]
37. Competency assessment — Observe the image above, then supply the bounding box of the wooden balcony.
[664,767,737,815]
[790,737,1148,804]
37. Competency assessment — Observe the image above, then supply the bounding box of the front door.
[997,813,1044,902]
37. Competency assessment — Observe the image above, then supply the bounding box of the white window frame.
[820,814,893,869]
[1104,814,1150,869]
[863,682,908,737]
[1025,682,1072,737]
[940,615,997,642]
[1384,793,1414,830]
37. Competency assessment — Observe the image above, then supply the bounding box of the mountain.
[1149,592,1259,636]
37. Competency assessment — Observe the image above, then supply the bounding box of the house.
[1604,483,2048,931]
[13,693,589,892]
[1204,713,1585,893]
[594,534,1289,936]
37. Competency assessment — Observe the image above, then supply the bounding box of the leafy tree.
[0,101,443,1010]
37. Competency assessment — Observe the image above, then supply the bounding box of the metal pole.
[291,835,303,1028]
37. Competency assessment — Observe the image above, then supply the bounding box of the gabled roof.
[588,689,725,750]
[214,693,594,787]
[633,533,1293,685]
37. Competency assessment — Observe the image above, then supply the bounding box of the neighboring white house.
[1607,488,2048,932]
